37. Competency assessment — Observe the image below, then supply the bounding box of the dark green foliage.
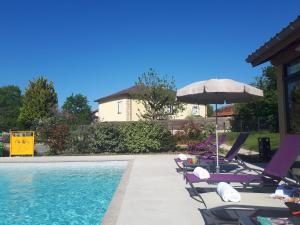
[85,123,124,153]
[35,115,175,155]
[66,126,91,154]
[119,121,175,153]
[207,104,214,117]
[67,121,175,154]
[33,110,72,155]
[33,111,71,142]
[18,77,58,128]
[134,68,184,120]
[0,86,22,131]
[62,94,92,126]
[47,124,70,155]
[231,66,278,132]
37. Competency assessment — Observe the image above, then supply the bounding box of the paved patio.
[0,154,288,225]
[112,154,287,225]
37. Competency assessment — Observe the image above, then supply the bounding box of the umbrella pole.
[215,104,219,173]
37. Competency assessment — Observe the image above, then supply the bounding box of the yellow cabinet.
[10,131,34,157]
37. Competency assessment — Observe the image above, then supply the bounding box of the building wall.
[98,98,145,122]
[173,104,206,119]
[130,99,145,121]
[98,98,129,121]
[98,98,207,122]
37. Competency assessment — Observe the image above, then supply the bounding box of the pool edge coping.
[101,159,134,225]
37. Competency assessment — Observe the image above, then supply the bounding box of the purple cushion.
[263,135,300,179]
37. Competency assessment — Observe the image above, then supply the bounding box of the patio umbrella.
[176,79,263,172]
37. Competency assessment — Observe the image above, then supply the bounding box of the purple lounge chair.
[185,135,300,208]
[187,134,216,155]
[197,134,227,157]
[183,132,249,172]
[175,134,226,170]
[174,134,215,169]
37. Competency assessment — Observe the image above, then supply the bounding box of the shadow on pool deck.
[198,205,298,225]
[177,152,297,223]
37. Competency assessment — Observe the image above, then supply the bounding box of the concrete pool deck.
[0,154,288,225]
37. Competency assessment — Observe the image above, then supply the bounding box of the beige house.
[95,86,207,122]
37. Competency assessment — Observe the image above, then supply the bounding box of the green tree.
[33,110,72,154]
[62,94,92,125]
[207,104,214,117]
[134,68,184,120]
[231,66,278,132]
[0,85,22,131]
[18,77,58,128]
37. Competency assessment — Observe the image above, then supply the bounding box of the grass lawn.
[223,131,280,152]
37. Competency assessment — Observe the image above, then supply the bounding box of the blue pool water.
[0,161,127,225]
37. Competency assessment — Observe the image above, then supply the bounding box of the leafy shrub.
[68,121,175,154]
[173,130,186,144]
[202,124,215,137]
[34,115,175,154]
[33,110,74,142]
[182,120,202,140]
[174,120,215,144]
[66,123,124,154]
[87,123,125,153]
[66,126,90,154]
[33,111,72,155]
[48,124,70,155]
[119,121,175,153]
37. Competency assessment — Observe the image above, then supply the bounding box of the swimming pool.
[0,161,127,225]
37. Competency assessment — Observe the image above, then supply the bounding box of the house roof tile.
[94,85,140,103]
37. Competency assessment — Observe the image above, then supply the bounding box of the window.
[117,101,123,114]
[287,59,300,77]
[285,58,300,134]
[191,105,199,115]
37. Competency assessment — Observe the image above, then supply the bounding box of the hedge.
[66,121,175,154]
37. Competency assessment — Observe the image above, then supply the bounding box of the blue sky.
[0,0,299,109]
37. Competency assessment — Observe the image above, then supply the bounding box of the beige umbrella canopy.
[177,79,263,104]
[176,78,263,172]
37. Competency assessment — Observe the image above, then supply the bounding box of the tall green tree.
[231,66,278,132]
[18,77,58,128]
[207,104,214,117]
[134,68,184,120]
[0,85,22,131]
[62,94,92,125]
